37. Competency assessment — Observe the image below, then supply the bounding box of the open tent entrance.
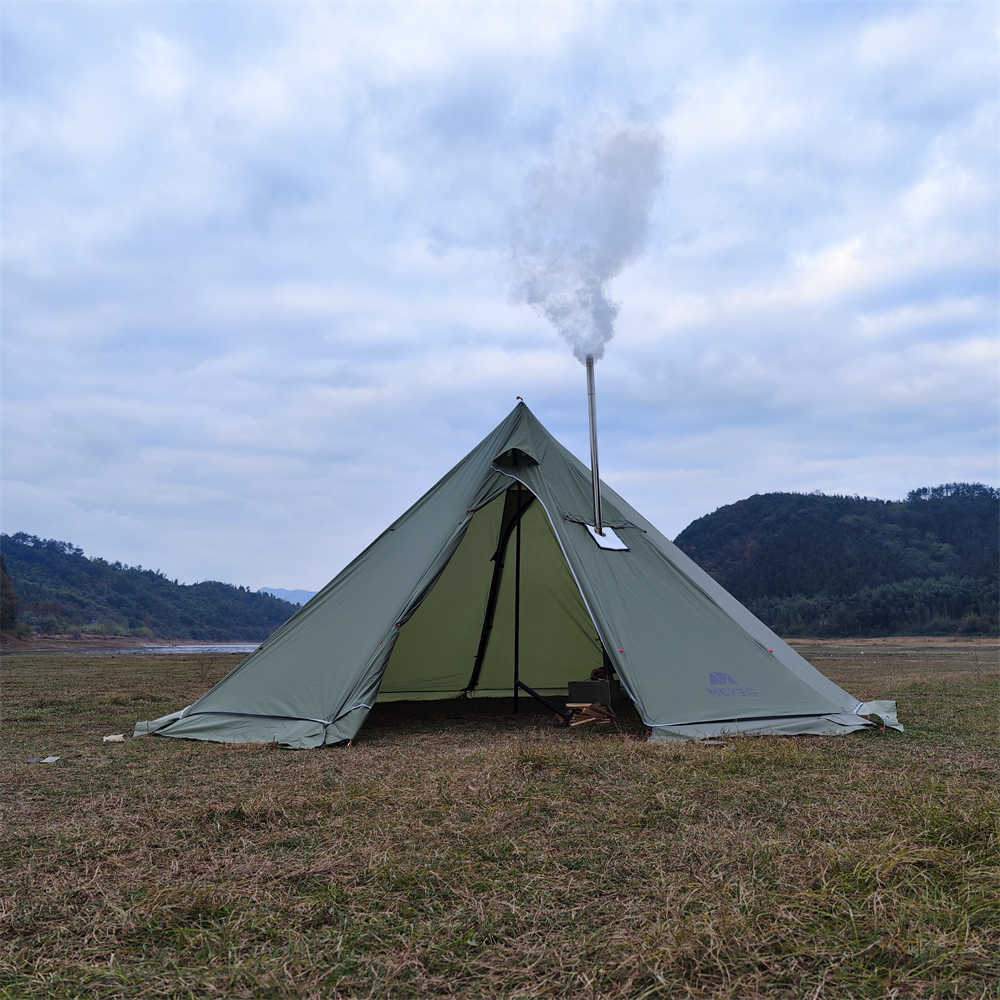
[378,484,604,709]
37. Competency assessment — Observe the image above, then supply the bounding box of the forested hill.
[4,482,997,641]
[674,483,999,636]
[1,533,298,640]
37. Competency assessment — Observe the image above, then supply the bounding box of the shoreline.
[2,633,995,655]
[0,634,261,654]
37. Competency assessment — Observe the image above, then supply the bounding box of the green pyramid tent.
[135,403,901,747]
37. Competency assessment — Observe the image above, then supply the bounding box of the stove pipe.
[585,355,603,535]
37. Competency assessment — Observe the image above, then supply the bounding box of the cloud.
[1,1,997,591]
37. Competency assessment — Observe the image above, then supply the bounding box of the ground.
[1,639,997,999]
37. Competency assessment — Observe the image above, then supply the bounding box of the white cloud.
[900,152,991,225]
[855,297,989,339]
[667,58,809,157]
[1,1,997,590]
[134,30,190,104]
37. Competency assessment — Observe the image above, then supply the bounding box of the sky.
[2,1,997,592]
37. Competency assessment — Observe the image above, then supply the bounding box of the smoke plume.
[510,122,664,362]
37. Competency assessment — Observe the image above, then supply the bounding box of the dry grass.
[1,641,998,999]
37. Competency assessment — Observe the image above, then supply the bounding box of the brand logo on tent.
[707,672,759,698]
[709,672,738,686]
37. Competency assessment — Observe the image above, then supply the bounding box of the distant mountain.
[674,483,999,636]
[1,533,299,641]
[259,587,317,606]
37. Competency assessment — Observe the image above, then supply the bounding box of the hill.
[4,482,996,642]
[259,587,317,605]
[1,533,298,641]
[674,483,999,636]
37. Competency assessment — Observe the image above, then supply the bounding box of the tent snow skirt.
[135,404,901,748]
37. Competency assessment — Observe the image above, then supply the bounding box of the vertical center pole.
[513,486,522,713]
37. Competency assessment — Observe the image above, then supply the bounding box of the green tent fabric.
[135,403,901,747]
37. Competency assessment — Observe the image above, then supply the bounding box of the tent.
[135,403,901,747]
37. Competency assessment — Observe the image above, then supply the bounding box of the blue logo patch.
[707,671,759,698]
[709,672,738,686]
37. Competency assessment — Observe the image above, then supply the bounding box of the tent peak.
[493,402,551,468]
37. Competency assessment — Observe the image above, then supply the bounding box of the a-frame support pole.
[513,485,522,713]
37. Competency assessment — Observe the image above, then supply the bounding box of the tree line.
[674,483,998,636]
[0,533,298,640]
[3,481,996,640]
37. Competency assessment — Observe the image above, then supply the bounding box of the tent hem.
[648,708,902,742]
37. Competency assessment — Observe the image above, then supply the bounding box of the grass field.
[2,639,998,999]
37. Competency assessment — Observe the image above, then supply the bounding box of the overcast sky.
[2,1,997,591]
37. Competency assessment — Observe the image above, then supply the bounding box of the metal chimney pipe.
[585,355,603,535]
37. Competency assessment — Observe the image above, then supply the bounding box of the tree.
[0,555,19,631]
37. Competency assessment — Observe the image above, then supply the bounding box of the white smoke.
[510,122,664,362]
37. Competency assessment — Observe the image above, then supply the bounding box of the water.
[133,643,259,655]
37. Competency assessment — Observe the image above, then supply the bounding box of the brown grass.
[1,641,998,998]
